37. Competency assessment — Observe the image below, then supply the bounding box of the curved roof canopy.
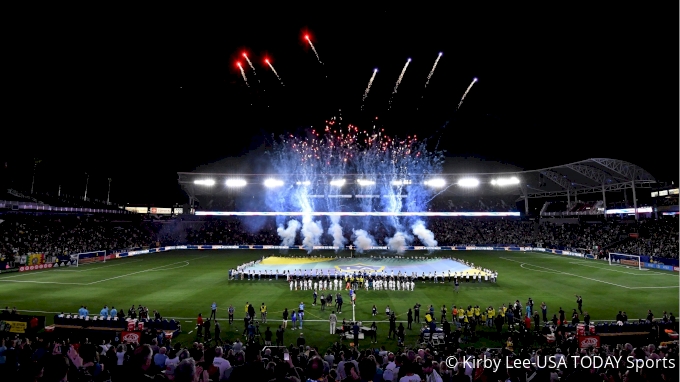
[178,158,656,199]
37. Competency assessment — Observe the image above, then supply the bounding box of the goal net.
[608,252,644,271]
[68,251,108,267]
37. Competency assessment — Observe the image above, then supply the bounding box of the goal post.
[70,251,107,267]
[608,252,644,271]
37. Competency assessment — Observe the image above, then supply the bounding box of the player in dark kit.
[414,303,421,323]
[576,295,583,314]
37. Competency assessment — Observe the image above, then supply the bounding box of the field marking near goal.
[54,259,145,272]
[500,257,678,289]
[520,263,562,275]
[86,256,208,285]
[0,279,87,285]
[567,261,676,276]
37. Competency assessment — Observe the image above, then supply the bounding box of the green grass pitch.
[1,250,677,349]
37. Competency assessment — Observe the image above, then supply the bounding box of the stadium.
[2,7,679,381]
[1,151,678,380]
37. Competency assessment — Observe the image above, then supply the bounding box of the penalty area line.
[86,256,208,285]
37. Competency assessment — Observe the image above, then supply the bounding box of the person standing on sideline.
[291,310,297,330]
[214,321,222,345]
[576,295,583,314]
[407,309,413,330]
[282,308,289,329]
[210,302,217,320]
[196,313,204,338]
[260,303,267,323]
[329,311,338,334]
[370,321,377,343]
[352,321,360,346]
[228,305,234,324]
[414,303,421,323]
[454,277,459,293]
[541,302,547,322]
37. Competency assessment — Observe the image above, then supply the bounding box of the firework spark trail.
[457,77,478,110]
[389,58,411,109]
[242,53,260,83]
[305,36,322,64]
[237,63,249,87]
[265,60,284,86]
[361,69,378,110]
[422,52,443,95]
[267,123,443,252]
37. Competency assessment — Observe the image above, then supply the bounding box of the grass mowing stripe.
[86,256,207,285]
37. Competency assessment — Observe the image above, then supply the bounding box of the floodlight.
[392,180,412,186]
[194,179,215,186]
[357,179,375,186]
[330,179,345,186]
[296,181,311,186]
[491,176,519,186]
[225,179,247,187]
[264,178,284,188]
[424,179,446,188]
[457,178,479,187]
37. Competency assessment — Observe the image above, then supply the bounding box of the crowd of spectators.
[0,322,677,381]
[0,216,151,262]
[0,214,677,264]
[608,219,679,259]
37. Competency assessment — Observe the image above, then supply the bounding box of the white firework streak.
[423,54,442,91]
[308,40,322,64]
[456,78,478,110]
[243,54,260,82]
[361,70,377,110]
[389,60,411,109]
[238,65,249,87]
[266,61,284,86]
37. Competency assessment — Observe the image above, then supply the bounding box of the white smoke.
[328,215,347,252]
[277,220,300,246]
[411,220,437,247]
[352,229,375,253]
[301,215,323,253]
[387,231,412,254]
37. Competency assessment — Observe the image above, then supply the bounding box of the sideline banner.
[579,335,600,349]
[1,320,27,333]
[121,331,141,343]
[19,263,54,272]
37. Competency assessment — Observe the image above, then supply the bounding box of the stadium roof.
[178,158,656,200]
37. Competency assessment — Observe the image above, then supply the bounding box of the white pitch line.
[86,256,208,285]
[501,257,679,289]
[520,263,562,275]
[566,261,674,276]
[188,331,193,334]
[0,279,87,285]
[54,259,144,272]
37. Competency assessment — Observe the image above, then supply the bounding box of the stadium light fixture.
[424,178,446,188]
[357,179,375,186]
[330,179,345,187]
[225,179,247,187]
[457,178,479,187]
[392,180,412,186]
[296,181,311,186]
[194,179,215,186]
[264,178,284,188]
[491,176,520,186]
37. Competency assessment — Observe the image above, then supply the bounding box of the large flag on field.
[28,253,45,266]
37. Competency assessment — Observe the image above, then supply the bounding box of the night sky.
[4,5,678,205]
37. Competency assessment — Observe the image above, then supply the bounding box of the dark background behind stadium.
[3,5,678,205]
